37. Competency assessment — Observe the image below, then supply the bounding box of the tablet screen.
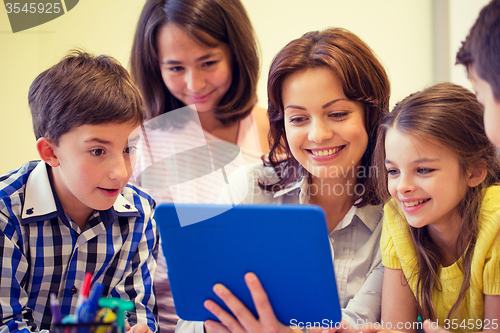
[155,203,342,325]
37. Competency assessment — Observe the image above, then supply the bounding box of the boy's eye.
[124,146,137,154]
[91,149,104,157]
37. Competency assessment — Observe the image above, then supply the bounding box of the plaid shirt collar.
[21,161,140,227]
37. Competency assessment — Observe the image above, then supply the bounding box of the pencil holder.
[52,322,116,333]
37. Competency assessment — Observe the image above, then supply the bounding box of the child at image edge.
[0,51,159,333]
[374,83,500,333]
[417,2,500,333]
[456,0,500,150]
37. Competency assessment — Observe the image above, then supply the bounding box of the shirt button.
[124,204,131,209]
[71,286,78,295]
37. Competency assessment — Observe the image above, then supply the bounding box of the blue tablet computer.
[154,203,342,325]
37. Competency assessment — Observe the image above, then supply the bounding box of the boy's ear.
[36,137,60,167]
[467,159,488,188]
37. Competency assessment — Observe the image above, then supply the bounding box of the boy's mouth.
[98,187,120,197]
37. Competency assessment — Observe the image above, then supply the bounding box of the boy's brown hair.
[456,0,500,100]
[29,50,143,145]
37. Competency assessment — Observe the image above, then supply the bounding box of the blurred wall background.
[0,0,489,173]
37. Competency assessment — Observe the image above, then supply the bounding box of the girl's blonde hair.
[374,82,500,320]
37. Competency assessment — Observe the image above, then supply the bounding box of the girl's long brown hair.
[373,82,500,320]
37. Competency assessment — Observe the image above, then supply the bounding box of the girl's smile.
[400,197,431,212]
[189,90,215,104]
[384,128,470,231]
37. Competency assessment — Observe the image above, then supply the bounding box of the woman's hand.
[203,272,300,333]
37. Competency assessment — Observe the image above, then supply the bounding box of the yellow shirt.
[381,186,500,331]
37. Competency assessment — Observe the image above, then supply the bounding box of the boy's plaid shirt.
[0,161,159,332]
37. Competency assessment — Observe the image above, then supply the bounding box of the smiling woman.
[282,67,368,184]
[206,27,391,332]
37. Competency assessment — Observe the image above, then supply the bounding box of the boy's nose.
[109,157,130,182]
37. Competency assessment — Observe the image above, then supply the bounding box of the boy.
[0,51,158,333]
[456,0,500,147]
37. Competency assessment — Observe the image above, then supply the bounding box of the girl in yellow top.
[373,83,500,333]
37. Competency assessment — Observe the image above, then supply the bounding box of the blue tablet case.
[155,203,342,325]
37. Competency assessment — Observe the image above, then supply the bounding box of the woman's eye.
[329,112,348,119]
[91,149,104,157]
[289,117,306,124]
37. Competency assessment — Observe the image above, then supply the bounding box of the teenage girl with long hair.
[130,1,268,332]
